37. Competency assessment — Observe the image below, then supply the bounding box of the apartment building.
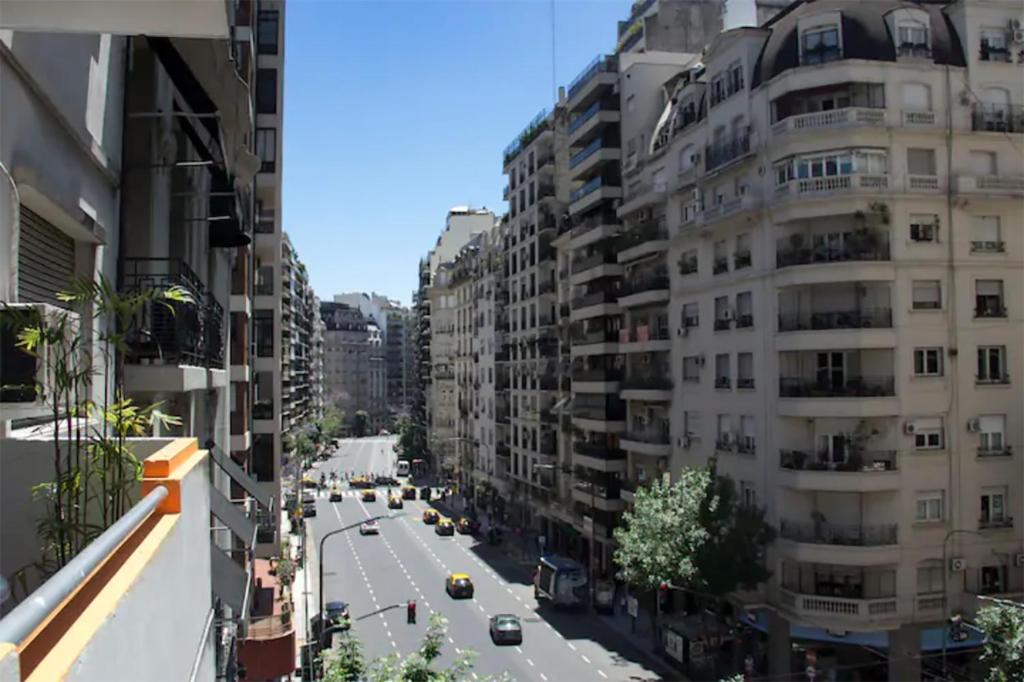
[321,301,370,418]
[0,1,293,677]
[648,0,1022,676]
[367,318,387,430]
[385,305,414,416]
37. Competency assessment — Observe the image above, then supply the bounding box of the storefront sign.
[665,630,684,662]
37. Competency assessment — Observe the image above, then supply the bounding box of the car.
[359,520,380,535]
[402,486,417,500]
[301,476,319,489]
[435,518,454,536]
[388,496,403,509]
[445,573,474,599]
[422,509,439,524]
[456,517,479,535]
[349,476,371,489]
[489,614,523,645]
[302,500,317,517]
[361,490,376,502]
[329,485,342,502]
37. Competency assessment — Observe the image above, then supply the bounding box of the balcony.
[617,221,668,262]
[569,177,622,214]
[780,520,898,547]
[776,230,890,269]
[771,107,886,137]
[972,103,1024,133]
[618,325,671,354]
[704,127,751,172]
[621,428,671,457]
[979,516,1014,530]
[573,366,623,386]
[122,258,224,368]
[618,274,669,307]
[620,375,672,403]
[567,54,617,103]
[572,250,619,278]
[573,441,627,472]
[971,240,1006,254]
[571,327,619,347]
[778,308,893,332]
[569,210,620,248]
[780,590,898,629]
[779,449,900,492]
[572,479,624,512]
[780,376,894,398]
[567,97,620,141]
[774,173,890,201]
[954,174,1024,196]
[570,290,619,322]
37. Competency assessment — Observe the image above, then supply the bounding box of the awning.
[210,484,257,548]
[210,539,248,613]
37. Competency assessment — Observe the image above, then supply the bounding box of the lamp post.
[941,528,983,679]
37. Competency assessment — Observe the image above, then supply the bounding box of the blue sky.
[283,0,632,306]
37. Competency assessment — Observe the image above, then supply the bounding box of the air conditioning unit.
[1011,18,1023,30]
[950,557,967,573]
[966,417,981,433]
[1013,29,1024,44]
[1013,553,1024,567]
[677,327,689,337]
[903,421,917,435]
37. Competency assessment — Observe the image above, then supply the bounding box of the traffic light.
[658,581,670,612]
[407,599,417,624]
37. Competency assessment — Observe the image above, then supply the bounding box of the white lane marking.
[566,642,576,651]
[526,658,535,667]
[581,655,591,664]
[477,604,486,613]
[506,587,513,594]
[540,675,548,681]
[471,674,479,681]
[448,637,454,644]
[515,646,523,654]
[596,670,607,679]
[391,640,397,648]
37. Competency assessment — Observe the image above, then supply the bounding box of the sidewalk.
[433,495,679,680]
[287,511,313,678]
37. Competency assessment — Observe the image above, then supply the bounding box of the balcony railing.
[776,232,890,268]
[778,308,893,332]
[571,290,618,310]
[619,326,670,343]
[573,405,626,422]
[978,517,1014,530]
[970,240,1006,253]
[771,107,886,136]
[618,221,668,251]
[780,449,898,472]
[624,429,670,445]
[572,251,617,274]
[570,176,609,203]
[574,442,626,460]
[775,173,889,199]
[573,367,623,382]
[570,138,603,169]
[620,375,672,391]
[780,520,898,546]
[571,328,619,345]
[619,275,669,297]
[704,127,751,172]
[972,103,1024,133]
[779,376,895,398]
[977,445,1012,458]
[781,590,898,622]
[572,480,621,500]
[568,54,617,100]
[121,258,224,369]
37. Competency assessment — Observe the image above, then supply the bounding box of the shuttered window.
[17,207,76,307]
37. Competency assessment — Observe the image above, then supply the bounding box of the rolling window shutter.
[17,207,75,307]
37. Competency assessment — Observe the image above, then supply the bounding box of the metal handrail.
[0,486,168,644]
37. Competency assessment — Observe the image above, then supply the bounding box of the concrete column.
[889,623,921,681]
[767,611,792,678]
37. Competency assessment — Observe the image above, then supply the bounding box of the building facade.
[321,301,370,420]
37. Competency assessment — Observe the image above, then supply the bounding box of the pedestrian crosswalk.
[316,489,420,501]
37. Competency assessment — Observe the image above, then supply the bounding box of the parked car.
[361,489,376,502]
[402,486,417,500]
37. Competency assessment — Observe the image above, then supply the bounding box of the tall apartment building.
[385,305,414,416]
[321,301,370,418]
[367,318,387,430]
[0,1,294,677]
[634,0,1021,677]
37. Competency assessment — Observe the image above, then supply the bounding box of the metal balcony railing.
[572,251,617,274]
[620,375,672,391]
[567,55,617,100]
[573,367,623,382]
[573,442,626,459]
[571,290,618,310]
[704,127,751,172]
[618,221,667,251]
[776,232,890,268]
[620,275,669,297]
[778,308,893,332]
[624,430,670,445]
[121,258,224,369]
[972,103,1024,133]
[780,520,898,546]
[779,449,898,472]
[779,376,895,398]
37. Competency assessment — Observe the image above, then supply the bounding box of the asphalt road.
[307,436,665,681]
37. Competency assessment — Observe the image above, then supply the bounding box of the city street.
[306,436,667,681]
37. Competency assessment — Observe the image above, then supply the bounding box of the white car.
[359,520,380,535]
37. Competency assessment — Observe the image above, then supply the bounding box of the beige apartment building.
[640,0,1022,676]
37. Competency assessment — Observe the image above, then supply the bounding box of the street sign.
[627,596,638,618]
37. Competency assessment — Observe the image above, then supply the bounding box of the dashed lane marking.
[581,655,591,664]
[566,642,576,651]
[515,646,523,654]
[597,671,607,678]
[526,658,535,667]
[540,675,548,681]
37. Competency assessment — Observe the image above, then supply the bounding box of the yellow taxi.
[422,509,440,524]
[456,517,479,535]
[434,517,455,536]
[361,489,376,502]
[329,484,343,502]
[387,495,403,509]
[445,573,474,599]
[401,486,417,500]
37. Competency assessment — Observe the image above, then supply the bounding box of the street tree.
[321,407,346,441]
[295,433,315,464]
[976,601,1024,681]
[352,410,370,438]
[613,467,712,626]
[693,475,775,598]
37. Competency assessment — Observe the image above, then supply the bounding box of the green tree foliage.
[295,433,315,459]
[693,475,775,596]
[321,629,365,682]
[396,417,423,457]
[976,601,1024,682]
[321,407,346,441]
[352,410,370,438]
[612,467,712,592]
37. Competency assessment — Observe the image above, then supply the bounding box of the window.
[915,491,944,522]
[740,481,757,507]
[971,150,997,176]
[909,213,939,242]
[980,488,1007,526]
[897,20,930,56]
[912,280,941,310]
[682,356,701,383]
[737,353,754,388]
[979,415,1006,454]
[975,280,1005,317]
[780,150,886,183]
[256,128,276,173]
[679,248,698,275]
[257,10,279,55]
[981,566,1006,594]
[736,292,753,327]
[913,417,943,450]
[682,302,699,328]
[971,216,1003,252]
[716,414,732,447]
[902,83,932,111]
[977,346,1006,383]
[739,416,755,454]
[914,348,943,376]
[917,561,943,594]
[683,411,700,442]
[713,240,728,274]
[801,25,841,65]
[715,353,730,388]
[256,68,277,114]
[734,233,751,268]
[907,148,936,175]
[980,28,1010,62]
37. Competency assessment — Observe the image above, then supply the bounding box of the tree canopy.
[976,601,1024,682]
[352,410,370,438]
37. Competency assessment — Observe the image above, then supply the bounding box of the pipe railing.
[0,486,169,645]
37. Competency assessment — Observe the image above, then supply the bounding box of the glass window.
[256,68,277,114]
[907,148,936,175]
[913,348,943,376]
[256,128,276,172]
[916,491,944,521]
[910,214,939,242]
[917,562,943,594]
[980,488,1007,524]
[257,10,279,55]
[913,417,943,450]
[912,280,941,309]
[979,415,1005,453]
[801,26,841,64]
[898,21,929,48]
[975,344,1004,381]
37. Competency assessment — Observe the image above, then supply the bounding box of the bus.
[533,556,587,608]
[396,460,410,477]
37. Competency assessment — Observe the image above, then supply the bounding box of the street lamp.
[941,529,983,679]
